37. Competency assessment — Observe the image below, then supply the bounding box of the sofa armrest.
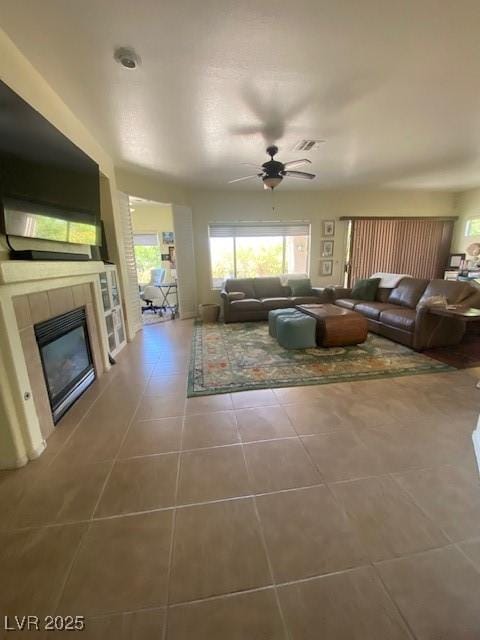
[327,286,352,301]
[220,289,229,300]
[413,306,466,350]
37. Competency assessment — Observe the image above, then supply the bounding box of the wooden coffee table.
[296,303,368,347]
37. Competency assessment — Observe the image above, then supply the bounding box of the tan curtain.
[348,218,454,286]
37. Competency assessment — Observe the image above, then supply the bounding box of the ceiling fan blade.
[283,170,316,179]
[282,158,312,169]
[228,174,260,184]
[241,162,263,169]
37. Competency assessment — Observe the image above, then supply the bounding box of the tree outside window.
[209,224,310,288]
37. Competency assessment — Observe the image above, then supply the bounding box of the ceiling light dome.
[263,176,283,190]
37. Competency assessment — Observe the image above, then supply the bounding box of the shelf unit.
[99,265,126,357]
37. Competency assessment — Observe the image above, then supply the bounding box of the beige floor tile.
[273,385,325,404]
[284,402,346,435]
[182,411,239,449]
[59,511,172,616]
[119,416,183,458]
[0,459,63,530]
[177,446,250,504]
[256,486,366,582]
[0,523,86,616]
[331,476,447,561]
[7,460,111,528]
[301,431,389,482]
[235,405,296,442]
[185,394,233,415]
[95,454,178,517]
[393,465,480,541]
[376,546,480,640]
[58,420,129,466]
[355,424,456,473]
[144,375,187,396]
[278,566,411,640]
[231,389,279,409]
[135,394,186,420]
[458,537,480,571]
[170,499,271,603]
[244,439,321,493]
[343,397,402,429]
[167,589,286,639]
[47,610,165,640]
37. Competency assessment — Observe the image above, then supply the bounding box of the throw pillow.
[289,278,312,297]
[227,291,245,301]
[351,277,381,301]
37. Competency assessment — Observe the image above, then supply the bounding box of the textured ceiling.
[2,0,480,190]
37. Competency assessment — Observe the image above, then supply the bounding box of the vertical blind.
[348,218,454,286]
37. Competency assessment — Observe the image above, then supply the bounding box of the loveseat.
[220,277,330,323]
[329,278,480,350]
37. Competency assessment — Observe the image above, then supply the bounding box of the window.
[208,222,310,288]
[133,233,162,284]
[466,217,480,237]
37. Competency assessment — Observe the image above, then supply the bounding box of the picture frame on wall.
[447,253,466,269]
[322,220,335,237]
[162,231,175,244]
[319,260,333,276]
[321,240,334,257]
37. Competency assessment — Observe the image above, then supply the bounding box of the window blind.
[209,222,310,238]
[133,233,159,246]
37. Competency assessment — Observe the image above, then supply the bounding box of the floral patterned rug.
[187,321,454,396]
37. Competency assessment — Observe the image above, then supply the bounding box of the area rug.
[187,321,454,396]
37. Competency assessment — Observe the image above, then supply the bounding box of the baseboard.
[28,439,47,461]
[0,451,28,469]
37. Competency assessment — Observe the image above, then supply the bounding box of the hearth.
[34,307,96,423]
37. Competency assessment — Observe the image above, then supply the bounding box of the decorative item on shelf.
[467,243,480,257]
[319,260,333,276]
[448,253,466,269]
[162,231,175,244]
[322,220,335,237]
[321,239,334,257]
[444,270,459,281]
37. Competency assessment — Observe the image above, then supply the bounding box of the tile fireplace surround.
[0,260,111,469]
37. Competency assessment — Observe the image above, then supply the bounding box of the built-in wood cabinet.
[99,265,126,357]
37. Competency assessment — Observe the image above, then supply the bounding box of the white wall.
[190,188,455,304]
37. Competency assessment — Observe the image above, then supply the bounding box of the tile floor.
[1,319,480,639]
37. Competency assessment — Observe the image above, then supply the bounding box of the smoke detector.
[114,47,141,69]
[291,139,325,152]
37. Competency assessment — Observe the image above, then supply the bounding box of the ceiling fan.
[228,145,316,190]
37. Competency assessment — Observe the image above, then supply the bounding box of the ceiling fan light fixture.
[263,176,282,190]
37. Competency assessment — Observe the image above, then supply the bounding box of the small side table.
[157,282,179,319]
[428,306,480,388]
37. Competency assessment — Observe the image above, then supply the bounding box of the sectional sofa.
[221,275,480,350]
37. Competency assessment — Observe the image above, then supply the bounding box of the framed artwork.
[447,253,465,269]
[319,260,333,276]
[168,246,176,267]
[321,239,334,257]
[322,220,335,237]
[162,231,175,244]
[161,253,170,261]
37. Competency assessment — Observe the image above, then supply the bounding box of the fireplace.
[34,307,96,424]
